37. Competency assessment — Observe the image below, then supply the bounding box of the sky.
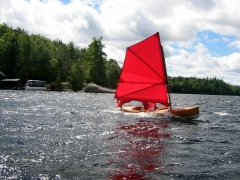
[1,0,240,86]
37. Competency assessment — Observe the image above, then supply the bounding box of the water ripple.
[0,91,240,179]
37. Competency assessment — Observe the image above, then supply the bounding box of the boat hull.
[24,80,46,91]
[121,106,199,120]
[25,86,46,91]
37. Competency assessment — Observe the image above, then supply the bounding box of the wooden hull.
[121,106,199,120]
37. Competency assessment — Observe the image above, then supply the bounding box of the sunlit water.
[0,91,240,179]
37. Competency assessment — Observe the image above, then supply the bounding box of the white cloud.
[1,0,240,85]
[167,43,240,85]
[229,41,240,50]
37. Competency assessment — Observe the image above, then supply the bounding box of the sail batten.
[128,48,164,81]
[115,32,169,108]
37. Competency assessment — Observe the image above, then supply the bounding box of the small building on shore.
[0,79,25,90]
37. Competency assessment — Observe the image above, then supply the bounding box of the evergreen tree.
[0,30,19,77]
[106,59,121,88]
[85,37,107,86]
[68,60,85,91]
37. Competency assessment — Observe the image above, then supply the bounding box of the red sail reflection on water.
[108,120,171,179]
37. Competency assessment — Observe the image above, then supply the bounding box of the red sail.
[114,32,169,107]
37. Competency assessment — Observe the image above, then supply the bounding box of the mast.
[161,44,172,109]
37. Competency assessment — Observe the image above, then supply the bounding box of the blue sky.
[1,0,240,85]
[197,30,239,57]
[60,0,71,4]
[170,30,240,57]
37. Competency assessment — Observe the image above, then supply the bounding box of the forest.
[0,23,121,91]
[168,76,240,95]
[1,23,240,95]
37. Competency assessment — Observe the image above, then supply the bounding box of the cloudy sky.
[1,0,240,85]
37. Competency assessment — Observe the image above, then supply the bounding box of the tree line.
[168,76,240,96]
[0,23,121,91]
[1,23,240,95]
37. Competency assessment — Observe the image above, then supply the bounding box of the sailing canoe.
[114,32,199,119]
[121,106,199,119]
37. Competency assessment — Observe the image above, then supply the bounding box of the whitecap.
[214,112,230,116]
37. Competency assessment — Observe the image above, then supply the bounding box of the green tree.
[51,39,71,82]
[0,23,12,36]
[16,30,31,79]
[106,59,121,88]
[0,30,19,77]
[67,41,81,63]
[85,37,107,86]
[68,60,85,91]
[29,34,53,82]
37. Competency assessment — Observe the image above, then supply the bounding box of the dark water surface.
[0,91,240,179]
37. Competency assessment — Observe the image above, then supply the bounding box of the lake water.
[0,91,240,180]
